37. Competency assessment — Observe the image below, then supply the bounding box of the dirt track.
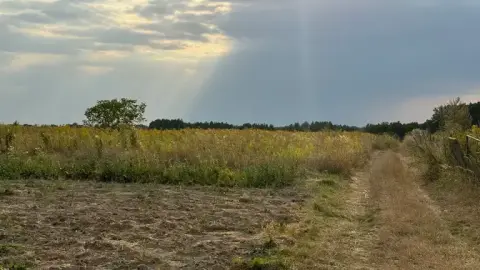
[350,151,480,269]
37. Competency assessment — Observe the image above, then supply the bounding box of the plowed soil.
[0,180,307,269]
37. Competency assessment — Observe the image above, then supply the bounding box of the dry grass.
[403,125,480,261]
[241,169,377,269]
[422,168,480,256]
[368,151,480,269]
[0,180,308,269]
[0,125,374,186]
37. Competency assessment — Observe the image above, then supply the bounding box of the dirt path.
[359,151,480,269]
[345,167,377,270]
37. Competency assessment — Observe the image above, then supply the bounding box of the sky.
[1,0,480,126]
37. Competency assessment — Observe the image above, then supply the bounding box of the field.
[4,125,480,269]
[0,125,376,269]
[0,126,372,186]
[0,180,307,269]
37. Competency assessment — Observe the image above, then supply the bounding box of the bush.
[371,134,399,151]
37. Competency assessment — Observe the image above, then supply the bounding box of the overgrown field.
[0,125,377,187]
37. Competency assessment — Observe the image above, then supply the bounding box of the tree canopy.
[84,98,146,128]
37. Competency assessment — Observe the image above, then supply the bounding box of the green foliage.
[241,163,298,188]
[0,123,373,187]
[149,118,358,132]
[365,121,423,140]
[148,99,480,140]
[84,98,146,128]
[0,153,300,188]
[231,237,289,270]
[0,244,32,270]
[404,97,474,182]
[0,129,15,153]
[432,97,472,134]
[231,256,288,270]
[0,262,30,270]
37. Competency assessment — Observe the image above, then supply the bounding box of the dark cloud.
[8,12,53,24]
[0,23,89,54]
[4,0,480,126]
[94,27,161,46]
[173,21,216,35]
[0,0,94,23]
[188,0,480,125]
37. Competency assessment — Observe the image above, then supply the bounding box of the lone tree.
[84,98,146,128]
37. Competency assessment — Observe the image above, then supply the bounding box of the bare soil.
[0,180,307,269]
[3,151,480,269]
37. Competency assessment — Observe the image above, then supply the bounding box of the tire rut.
[365,151,480,269]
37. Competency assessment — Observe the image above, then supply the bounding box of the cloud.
[0,0,235,124]
[77,65,114,76]
[184,68,197,75]
[133,0,176,18]
[0,0,234,60]
[0,0,96,23]
[2,52,67,72]
[2,0,480,126]
[187,0,480,126]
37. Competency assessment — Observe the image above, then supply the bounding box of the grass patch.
[0,244,32,270]
[234,174,353,269]
[420,167,480,252]
[231,237,290,270]
[232,256,289,270]
[0,263,29,270]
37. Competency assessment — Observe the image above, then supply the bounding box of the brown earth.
[0,180,307,269]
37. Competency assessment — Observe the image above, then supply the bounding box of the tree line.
[148,119,359,132]
[149,101,480,139]
[8,98,480,140]
[364,101,480,138]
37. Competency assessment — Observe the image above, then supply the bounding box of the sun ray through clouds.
[0,0,236,122]
[296,0,315,120]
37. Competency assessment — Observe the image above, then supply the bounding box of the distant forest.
[16,101,480,140]
[149,101,480,139]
